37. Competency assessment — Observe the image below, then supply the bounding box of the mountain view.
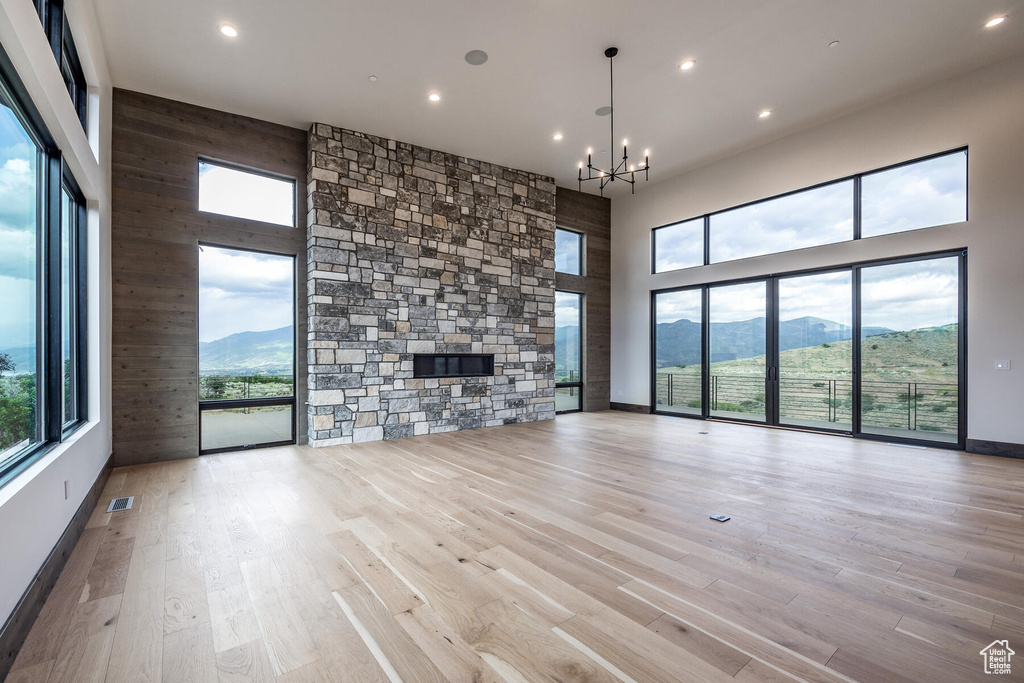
[200,325,294,375]
[656,316,893,368]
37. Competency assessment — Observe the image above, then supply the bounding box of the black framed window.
[0,43,88,487]
[198,159,297,227]
[650,250,966,449]
[651,149,968,272]
[555,291,583,413]
[35,0,88,130]
[555,228,583,275]
[198,245,296,454]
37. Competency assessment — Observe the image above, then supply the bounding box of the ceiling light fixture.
[985,16,1006,27]
[578,47,650,195]
[758,109,772,118]
[219,24,238,38]
[553,133,563,141]
[828,40,840,48]
[368,75,378,82]
[428,92,441,102]
[679,59,696,70]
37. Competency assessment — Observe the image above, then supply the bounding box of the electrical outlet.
[995,360,1011,371]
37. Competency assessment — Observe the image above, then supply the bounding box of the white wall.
[611,54,1024,445]
[0,0,111,627]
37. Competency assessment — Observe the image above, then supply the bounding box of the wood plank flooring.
[8,412,1024,682]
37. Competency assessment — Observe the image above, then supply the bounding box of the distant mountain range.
[200,325,293,375]
[655,316,894,368]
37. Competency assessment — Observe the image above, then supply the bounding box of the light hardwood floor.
[8,412,1024,682]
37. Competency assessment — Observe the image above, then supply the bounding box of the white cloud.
[0,274,36,351]
[779,271,852,325]
[710,180,854,263]
[199,246,295,343]
[555,292,581,328]
[862,257,959,331]
[861,152,966,237]
[655,218,703,272]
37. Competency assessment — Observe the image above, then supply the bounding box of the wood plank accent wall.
[554,187,611,411]
[111,89,308,466]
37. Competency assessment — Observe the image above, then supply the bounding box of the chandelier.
[578,47,650,195]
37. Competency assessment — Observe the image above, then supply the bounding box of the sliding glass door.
[651,252,964,447]
[708,282,767,422]
[860,257,960,443]
[777,271,853,431]
[199,245,296,453]
[653,288,702,415]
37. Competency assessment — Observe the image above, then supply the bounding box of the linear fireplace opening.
[413,354,495,378]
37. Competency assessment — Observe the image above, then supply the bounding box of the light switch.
[995,360,1011,370]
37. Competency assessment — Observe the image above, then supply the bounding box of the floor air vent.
[106,496,134,513]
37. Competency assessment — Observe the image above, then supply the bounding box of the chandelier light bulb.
[644,149,650,157]
[630,165,635,172]
[986,16,1005,27]
[622,139,628,147]
[578,161,583,169]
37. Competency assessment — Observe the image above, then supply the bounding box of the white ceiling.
[93,0,1024,194]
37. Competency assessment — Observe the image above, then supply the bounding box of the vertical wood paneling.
[111,89,308,466]
[555,187,612,411]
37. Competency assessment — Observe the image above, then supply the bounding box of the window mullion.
[45,153,63,443]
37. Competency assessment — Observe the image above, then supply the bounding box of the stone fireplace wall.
[306,124,557,446]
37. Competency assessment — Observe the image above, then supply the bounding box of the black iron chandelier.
[578,47,650,195]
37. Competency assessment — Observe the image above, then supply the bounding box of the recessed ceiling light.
[679,59,696,70]
[758,109,772,118]
[219,24,238,38]
[553,133,563,141]
[368,75,378,82]
[828,40,840,48]
[428,92,441,102]
[985,16,1006,28]
[465,49,489,66]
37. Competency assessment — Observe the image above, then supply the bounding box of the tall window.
[555,228,583,275]
[554,292,583,412]
[198,160,296,227]
[0,85,42,463]
[0,47,88,485]
[199,246,295,453]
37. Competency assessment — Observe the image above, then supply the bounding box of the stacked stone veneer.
[306,123,557,446]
